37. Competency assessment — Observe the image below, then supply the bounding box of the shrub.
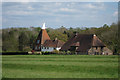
[41,51,50,55]
[52,50,59,54]
[66,51,71,55]
[34,52,41,55]
[59,51,66,55]
[28,51,33,55]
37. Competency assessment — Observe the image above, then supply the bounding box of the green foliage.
[2,29,19,51]
[34,27,41,33]
[48,31,68,42]
[34,52,41,55]
[66,51,71,54]
[2,27,39,52]
[23,46,31,51]
[60,51,66,55]
[52,50,60,54]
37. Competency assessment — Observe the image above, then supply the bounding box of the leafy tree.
[18,32,29,51]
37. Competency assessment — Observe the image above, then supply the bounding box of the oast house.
[33,23,64,52]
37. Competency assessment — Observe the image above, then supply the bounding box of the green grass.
[2,55,118,78]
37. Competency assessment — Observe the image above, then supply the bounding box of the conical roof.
[35,23,50,45]
[92,34,105,47]
[36,29,51,45]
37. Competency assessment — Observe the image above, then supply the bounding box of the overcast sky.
[2,2,118,29]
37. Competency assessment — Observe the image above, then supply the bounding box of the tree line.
[2,22,119,53]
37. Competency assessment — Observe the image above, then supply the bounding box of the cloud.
[27,6,34,10]
[3,0,37,2]
[60,8,76,12]
[6,11,32,15]
[4,10,50,16]
[83,3,105,10]
[2,0,119,2]
[55,2,62,6]
[85,3,96,9]
[113,11,118,16]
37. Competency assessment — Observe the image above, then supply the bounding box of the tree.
[18,32,29,51]
[103,24,109,28]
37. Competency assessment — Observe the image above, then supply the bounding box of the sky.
[2,2,118,29]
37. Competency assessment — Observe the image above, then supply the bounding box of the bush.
[66,51,71,55]
[28,51,33,55]
[42,51,50,55]
[23,47,32,52]
[52,50,60,54]
[2,51,28,55]
[59,51,66,55]
[34,52,41,55]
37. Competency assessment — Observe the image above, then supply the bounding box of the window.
[37,40,40,44]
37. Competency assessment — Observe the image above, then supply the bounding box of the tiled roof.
[92,35,105,47]
[61,34,105,52]
[36,29,51,45]
[43,39,64,48]
[71,42,80,47]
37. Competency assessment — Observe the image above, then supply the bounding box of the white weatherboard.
[42,23,46,29]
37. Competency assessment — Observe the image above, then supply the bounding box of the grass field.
[2,55,118,78]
